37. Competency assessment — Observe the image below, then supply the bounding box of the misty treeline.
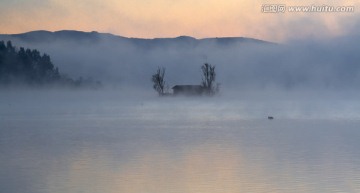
[4,30,360,91]
[152,63,219,96]
[0,41,101,88]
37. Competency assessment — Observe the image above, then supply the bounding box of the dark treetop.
[0,40,101,88]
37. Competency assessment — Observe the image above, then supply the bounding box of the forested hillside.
[0,41,101,88]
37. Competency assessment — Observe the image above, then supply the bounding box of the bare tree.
[152,67,166,96]
[201,63,218,95]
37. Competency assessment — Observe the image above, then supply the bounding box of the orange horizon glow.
[0,0,359,42]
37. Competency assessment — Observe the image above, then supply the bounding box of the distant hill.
[0,30,273,48]
[1,30,358,90]
[0,30,281,89]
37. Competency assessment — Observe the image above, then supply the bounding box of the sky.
[0,0,359,42]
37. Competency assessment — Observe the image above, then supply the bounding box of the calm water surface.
[1,90,360,193]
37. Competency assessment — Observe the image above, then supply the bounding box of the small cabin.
[172,85,205,96]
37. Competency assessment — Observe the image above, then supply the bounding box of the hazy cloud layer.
[1,32,360,91]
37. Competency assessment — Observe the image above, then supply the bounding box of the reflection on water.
[49,144,278,193]
[1,91,360,193]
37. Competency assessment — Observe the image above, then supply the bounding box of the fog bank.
[1,31,360,91]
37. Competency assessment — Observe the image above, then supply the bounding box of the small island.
[152,63,220,96]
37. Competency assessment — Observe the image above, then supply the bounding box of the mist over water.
[2,32,360,193]
[1,89,360,193]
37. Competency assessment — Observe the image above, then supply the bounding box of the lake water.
[1,90,360,193]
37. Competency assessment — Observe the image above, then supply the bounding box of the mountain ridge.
[0,30,274,47]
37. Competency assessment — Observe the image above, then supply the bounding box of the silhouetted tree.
[0,40,101,88]
[201,63,219,95]
[152,67,167,95]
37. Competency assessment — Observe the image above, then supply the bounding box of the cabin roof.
[172,85,203,89]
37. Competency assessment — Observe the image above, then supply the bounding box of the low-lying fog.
[2,33,360,193]
[1,89,360,193]
[2,89,360,121]
[2,32,360,90]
